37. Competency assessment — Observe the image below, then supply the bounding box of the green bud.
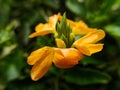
[69,33,75,47]
[54,32,59,38]
[55,12,75,48]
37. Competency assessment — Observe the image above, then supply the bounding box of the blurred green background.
[0,0,120,90]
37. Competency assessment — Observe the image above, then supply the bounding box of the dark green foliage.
[64,68,111,85]
[0,0,120,90]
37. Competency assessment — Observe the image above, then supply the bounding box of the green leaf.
[21,23,31,45]
[117,61,120,78]
[64,68,111,85]
[0,44,17,59]
[0,30,11,44]
[0,21,18,44]
[42,0,60,9]
[100,0,116,14]
[112,0,120,10]
[0,49,25,82]
[66,0,85,16]
[104,24,120,39]
[6,64,20,81]
[36,35,54,48]
[5,80,46,90]
[81,56,104,65]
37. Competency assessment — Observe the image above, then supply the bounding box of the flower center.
[55,13,75,48]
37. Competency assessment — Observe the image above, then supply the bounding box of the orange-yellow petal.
[75,44,104,56]
[71,21,88,34]
[29,29,53,38]
[27,46,53,65]
[55,38,66,48]
[59,16,97,35]
[30,47,54,81]
[53,48,83,68]
[76,21,88,28]
[73,30,105,45]
[71,21,101,34]
[35,23,53,32]
[29,24,54,38]
[85,44,104,55]
[29,13,61,38]
[49,13,61,28]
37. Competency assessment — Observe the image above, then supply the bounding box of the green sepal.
[55,13,75,48]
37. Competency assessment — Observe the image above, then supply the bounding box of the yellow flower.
[28,46,83,81]
[27,13,105,81]
[29,13,98,38]
[29,13,61,38]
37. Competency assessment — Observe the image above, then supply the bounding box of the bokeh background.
[0,0,120,90]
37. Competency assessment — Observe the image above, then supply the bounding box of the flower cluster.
[27,13,105,81]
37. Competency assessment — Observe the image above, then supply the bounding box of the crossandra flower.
[27,13,105,81]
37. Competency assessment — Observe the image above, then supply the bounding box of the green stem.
[54,76,59,90]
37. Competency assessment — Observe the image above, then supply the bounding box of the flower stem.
[54,76,59,90]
